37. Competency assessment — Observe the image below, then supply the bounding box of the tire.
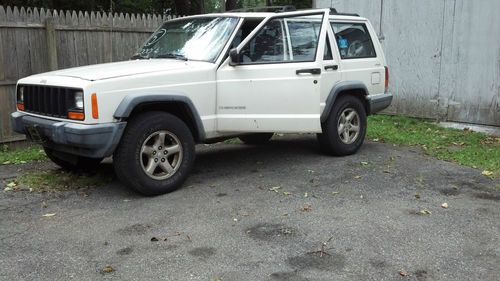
[317,95,367,156]
[113,111,195,196]
[239,133,274,145]
[44,147,102,172]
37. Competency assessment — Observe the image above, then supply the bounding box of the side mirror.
[229,48,241,66]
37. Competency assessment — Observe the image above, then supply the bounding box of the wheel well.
[336,89,370,115]
[126,102,201,142]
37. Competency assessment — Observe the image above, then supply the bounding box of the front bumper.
[10,112,126,158]
[368,92,393,114]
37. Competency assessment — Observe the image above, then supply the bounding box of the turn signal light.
[91,93,99,119]
[68,111,85,120]
[16,103,25,111]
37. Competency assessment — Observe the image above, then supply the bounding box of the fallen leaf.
[2,161,11,165]
[419,209,432,215]
[373,138,379,142]
[269,186,281,193]
[441,202,449,209]
[383,170,391,173]
[6,182,17,188]
[307,170,315,173]
[101,265,115,273]
[354,175,362,179]
[283,191,292,196]
[123,199,131,202]
[233,218,238,222]
[3,187,12,191]
[42,213,56,217]
[481,170,493,177]
[331,192,339,196]
[304,192,308,198]
[360,161,369,166]
[301,204,312,212]
[415,193,421,199]
[398,270,408,277]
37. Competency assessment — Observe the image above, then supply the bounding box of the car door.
[216,10,330,133]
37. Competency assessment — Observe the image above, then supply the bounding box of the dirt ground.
[1,135,499,281]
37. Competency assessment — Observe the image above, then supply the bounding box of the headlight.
[74,91,84,109]
[18,86,24,103]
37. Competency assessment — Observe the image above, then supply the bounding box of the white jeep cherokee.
[11,7,392,195]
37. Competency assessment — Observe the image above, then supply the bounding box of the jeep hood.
[43,59,197,81]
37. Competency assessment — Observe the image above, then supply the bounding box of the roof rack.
[330,8,360,17]
[229,5,297,13]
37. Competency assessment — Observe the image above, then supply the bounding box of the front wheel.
[113,112,195,196]
[317,95,367,156]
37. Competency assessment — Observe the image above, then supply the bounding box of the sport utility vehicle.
[11,8,392,195]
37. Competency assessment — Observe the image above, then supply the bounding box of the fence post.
[45,18,58,70]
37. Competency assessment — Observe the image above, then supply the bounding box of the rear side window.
[332,22,376,59]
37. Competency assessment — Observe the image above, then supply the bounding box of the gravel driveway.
[1,135,499,281]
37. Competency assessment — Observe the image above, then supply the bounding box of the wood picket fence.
[0,5,179,143]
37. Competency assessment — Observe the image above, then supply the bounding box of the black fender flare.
[321,81,369,123]
[114,93,206,142]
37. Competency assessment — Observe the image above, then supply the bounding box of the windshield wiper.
[154,53,188,61]
[130,54,148,60]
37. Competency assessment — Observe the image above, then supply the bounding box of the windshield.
[133,17,239,62]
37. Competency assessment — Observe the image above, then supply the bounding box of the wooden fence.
[0,5,178,143]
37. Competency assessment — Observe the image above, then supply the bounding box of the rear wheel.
[113,111,195,196]
[239,133,274,145]
[44,148,102,172]
[317,95,367,156]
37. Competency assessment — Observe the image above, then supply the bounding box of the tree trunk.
[191,0,204,14]
[226,0,238,11]
[266,0,273,6]
[174,0,191,15]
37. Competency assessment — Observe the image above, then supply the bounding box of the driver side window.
[332,22,376,59]
[239,14,323,64]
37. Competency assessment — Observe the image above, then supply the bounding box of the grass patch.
[223,138,241,144]
[13,169,113,192]
[0,144,47,165]
[367,115,500,174]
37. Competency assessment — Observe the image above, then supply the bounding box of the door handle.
[296,68,321,75]
[324,65,338,71]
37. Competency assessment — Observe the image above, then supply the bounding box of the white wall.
[316,0,500,126]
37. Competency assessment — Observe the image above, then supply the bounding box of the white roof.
[180,9,367,22]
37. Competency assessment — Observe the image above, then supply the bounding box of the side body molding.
[321,81,369,122]
[114,93,206,142]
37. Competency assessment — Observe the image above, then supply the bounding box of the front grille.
[21,85,79,119]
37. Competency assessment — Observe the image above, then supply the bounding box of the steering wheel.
[347,40,365,57]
